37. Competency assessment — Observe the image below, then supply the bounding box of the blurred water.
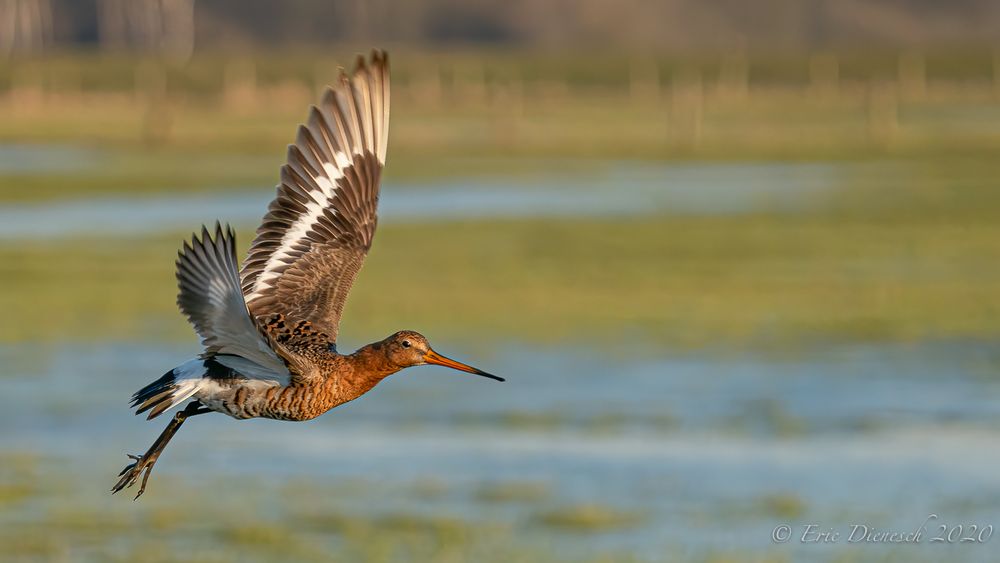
[0,159,840,239]
[0,144,103,174]
[1,341,998,561]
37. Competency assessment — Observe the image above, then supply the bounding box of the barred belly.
[199,383,332,421]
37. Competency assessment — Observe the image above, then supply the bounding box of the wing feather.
[176,222,290,376]
[240,50,390,342]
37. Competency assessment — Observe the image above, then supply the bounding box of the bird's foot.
[111,452,158,499]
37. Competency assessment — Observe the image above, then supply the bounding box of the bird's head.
[383,330,504,382]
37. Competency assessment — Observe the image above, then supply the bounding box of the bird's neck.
[344,342,401,389]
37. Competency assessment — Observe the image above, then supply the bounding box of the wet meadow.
[1,49,1000,562]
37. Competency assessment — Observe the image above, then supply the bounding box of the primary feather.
[240,50,390,342]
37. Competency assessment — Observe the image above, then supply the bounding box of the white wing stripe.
[238,51,390,339]
[245,88,374,304]
[247,152,349,301]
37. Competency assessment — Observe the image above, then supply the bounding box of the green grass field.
[4,158,1000,351]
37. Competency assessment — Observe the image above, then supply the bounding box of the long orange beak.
[423,350,504,382]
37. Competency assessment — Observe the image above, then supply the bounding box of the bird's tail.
[131,358,206,420]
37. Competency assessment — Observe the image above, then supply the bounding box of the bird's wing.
[240,50,390,343]
[176,222,291,377]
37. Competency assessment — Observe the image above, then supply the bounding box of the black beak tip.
[476,369,505,382]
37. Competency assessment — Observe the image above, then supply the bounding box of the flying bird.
[112,50,503,499]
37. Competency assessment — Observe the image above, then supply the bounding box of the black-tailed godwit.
[112,50,502,499]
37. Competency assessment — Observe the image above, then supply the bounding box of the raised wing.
[176,222,291,376]
[240,50,390,343]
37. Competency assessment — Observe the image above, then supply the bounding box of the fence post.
[993,48,1000,100]
[898,51,926,101]
[224,58,257,112]
[809,52,839,100]
[671,68,703,149]
[630,56,660,106]
[717,52,748,102]
[867,80,898,148]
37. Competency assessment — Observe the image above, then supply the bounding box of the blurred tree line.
[2,0,999,58]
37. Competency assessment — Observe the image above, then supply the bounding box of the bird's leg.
[112,402,210,499]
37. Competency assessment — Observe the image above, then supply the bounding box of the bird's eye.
[401,340,411,348]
